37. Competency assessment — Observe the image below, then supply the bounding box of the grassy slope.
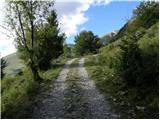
[84,22,159,118]
[1,55,67,118]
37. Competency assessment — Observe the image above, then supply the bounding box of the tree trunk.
[30,63,42,83]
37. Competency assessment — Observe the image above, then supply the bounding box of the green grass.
[84,23,159,118]
[39,58,67,81]
[85,53,122,99]
[1,69,38,118]
[1,57,68,118]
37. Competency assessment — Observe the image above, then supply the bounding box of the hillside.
[4,53,25,76]
[100,30,119,45]
[1,1,159,119]
[85,2,159,118]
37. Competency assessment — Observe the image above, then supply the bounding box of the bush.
[85,43,122,98]
[137,22,159,100]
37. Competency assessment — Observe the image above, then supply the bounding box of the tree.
[1,58,7,79]
[31,10,65,70]
[133,1,159,28]
[6,1,54,82]
[74,30,101,56]
[63,44,73,58]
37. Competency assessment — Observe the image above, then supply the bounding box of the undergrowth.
[1,58,67,118]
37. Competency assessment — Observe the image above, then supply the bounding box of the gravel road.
[32,58,76,118]
[32,58,118,119]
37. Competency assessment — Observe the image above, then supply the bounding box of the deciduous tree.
[6,1,55,82]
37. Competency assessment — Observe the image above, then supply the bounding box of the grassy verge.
[1,58,67,118]
[38,58,67,90]
[85,46,158,118]
[84,54,135,118]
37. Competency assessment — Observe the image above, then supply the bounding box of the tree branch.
[15,3,30,52]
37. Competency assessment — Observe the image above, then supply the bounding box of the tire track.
[32,58,76,118]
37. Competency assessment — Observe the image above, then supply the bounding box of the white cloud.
[92,0,112,5]
[54,0,113,37]
[54,0,92,37]
[0,0,113,57]
[59,13,88,37]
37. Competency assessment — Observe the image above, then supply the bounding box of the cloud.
[0,0,113,57]
[54,1,91,37]
[92,0,112,5]
[54,0,113,37]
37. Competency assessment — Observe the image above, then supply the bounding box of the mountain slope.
[4,53,25,76]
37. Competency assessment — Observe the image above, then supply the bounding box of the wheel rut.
[32,58,76,118]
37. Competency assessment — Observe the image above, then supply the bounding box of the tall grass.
[1,69,38,118]
[1,57,67,118]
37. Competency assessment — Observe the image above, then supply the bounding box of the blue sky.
[66,1,141,44]
[0,0,141,57]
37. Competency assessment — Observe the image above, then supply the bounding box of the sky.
[0,0,142,57]
[66,1,141,44]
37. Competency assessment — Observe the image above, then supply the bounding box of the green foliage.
[85,23,159,117]
[115,1,158,42]
[85,43,122,94]
[6,1,61,81]
[63,44,74,58]
[1,55,66,118]
[120,35,142,87]
[74,30,101,56]
[133,1,159,28]
[34,11,65,70]
[17,10,65,71]
[39,58,66,81]
[1,57,7,79]
[85,2,159,118]
[138,22,159,95]
[1,69,38,118]
[119,22,159,101]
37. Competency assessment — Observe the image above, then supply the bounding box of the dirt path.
[32,58,76,118]
[32,58,118,119]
